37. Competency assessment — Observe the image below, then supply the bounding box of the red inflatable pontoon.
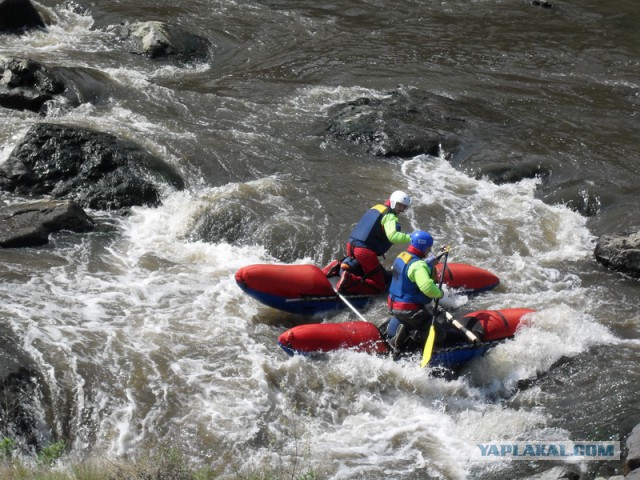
[278,308,534,369]
[236,262,500,315]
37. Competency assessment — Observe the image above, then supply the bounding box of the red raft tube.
[278,308,534,370]
[236,262,500,316]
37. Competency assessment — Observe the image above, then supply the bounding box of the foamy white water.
[0,100,619,479]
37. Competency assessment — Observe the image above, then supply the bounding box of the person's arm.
[381,212,410,244]
[408,261,443,299]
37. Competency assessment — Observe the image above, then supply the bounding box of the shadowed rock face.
[0,123,185,210]
[0,0,45,33]
[595,231,640,278]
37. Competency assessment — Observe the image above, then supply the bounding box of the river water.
[1,1,639,479]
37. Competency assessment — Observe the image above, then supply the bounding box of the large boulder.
[0,122,185,210]
[594,231,640,278]
[0,200,95,248]
[0,0,45,33]
[110,21,211,62]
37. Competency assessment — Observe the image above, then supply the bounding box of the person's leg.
[337,245,386,293]
[352,247,386,292]
[389,323,408,358]
[336,243,355,291]
[322,259,341,277]
[390,307,434,352]
[393,307,431,330]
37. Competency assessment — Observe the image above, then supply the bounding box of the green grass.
[0,393,318,480]
[0,446,318,480]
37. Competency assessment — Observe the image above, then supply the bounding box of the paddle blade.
[420,325,436,368]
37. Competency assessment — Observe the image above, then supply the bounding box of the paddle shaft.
[328,277,368,322]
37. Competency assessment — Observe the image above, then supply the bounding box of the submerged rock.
[594,231,640,278]
[325,90,464,158]
[0,0,45,33]
[0,200,95,248]
[0,122,185,210]
[540,179,608,217]
[476,156,552,185]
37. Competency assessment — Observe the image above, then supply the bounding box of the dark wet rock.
[0,200,95,248]
[0,328,49,450]
[625,422,640,474]
[625,432,640,478]
[0,123,185,210]
[1,57,120,114]
[325,90,470,158]
[594,231,640,278]
[0,0,45,33]
[110,21,211,62]
[540,179,614,217]
[532,0,553,8]
[524,465,584,479]
[0,57,65,113]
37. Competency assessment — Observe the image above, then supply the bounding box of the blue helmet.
[410,230,433,253]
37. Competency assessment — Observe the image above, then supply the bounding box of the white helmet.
[389,190,411,209]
